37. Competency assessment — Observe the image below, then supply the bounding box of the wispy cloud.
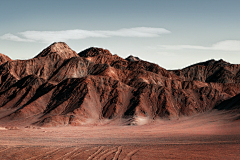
[0,33,33,42]
[158,40,240,51]
[0,27,171,43]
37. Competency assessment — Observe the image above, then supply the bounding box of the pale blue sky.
[0,0,239,69]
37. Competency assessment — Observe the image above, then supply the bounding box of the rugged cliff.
[0,42,239,126]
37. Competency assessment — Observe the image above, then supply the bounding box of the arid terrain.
[0,112,240,159]
[0,42,240,159]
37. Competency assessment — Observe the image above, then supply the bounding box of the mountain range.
[0,42,239,127]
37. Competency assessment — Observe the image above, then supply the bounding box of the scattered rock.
[5,126,19,130]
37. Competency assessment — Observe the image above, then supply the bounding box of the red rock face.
[35,42,78,59]
[171,59,240,83]
[0,42,239,127]
[0,53,12,65]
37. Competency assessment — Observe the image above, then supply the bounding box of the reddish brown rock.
[79,47,112,57]
[0,43,239,127]
[172,59,240,83]
[125,55,140,62]
[35,42,78,59]
[0,53,11,65]
[214,93,240,115]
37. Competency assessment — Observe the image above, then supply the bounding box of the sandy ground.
[0,112,240,159]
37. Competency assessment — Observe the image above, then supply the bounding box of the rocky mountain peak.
[35,42,78,59]
[191,59,229,67]
[78,47,112,57]
[216,59,229,64]
[126,55,140,62]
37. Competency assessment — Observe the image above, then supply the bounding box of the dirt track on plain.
[1,119,240,160]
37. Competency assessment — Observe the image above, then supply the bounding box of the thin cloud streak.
[0,27,171,43]
[0,33,33,42]
[158,40,240,51]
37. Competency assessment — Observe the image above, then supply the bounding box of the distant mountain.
[171,59,240,84]
[0,42,239,127]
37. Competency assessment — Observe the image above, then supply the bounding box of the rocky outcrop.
[0,53,11,65]
[126,55,140,62]
[0,42,239,127]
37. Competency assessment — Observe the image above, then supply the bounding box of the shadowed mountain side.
[214,93,240,118]
[0,75,46,109]
[0,42,239,127]
[34,76,133,126]
[0,71,18,92]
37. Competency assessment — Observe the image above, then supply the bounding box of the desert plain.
[0,111,240,160]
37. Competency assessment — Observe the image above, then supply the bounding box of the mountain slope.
[0,42,239,127]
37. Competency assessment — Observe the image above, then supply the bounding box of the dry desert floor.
[0,114,240,160]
